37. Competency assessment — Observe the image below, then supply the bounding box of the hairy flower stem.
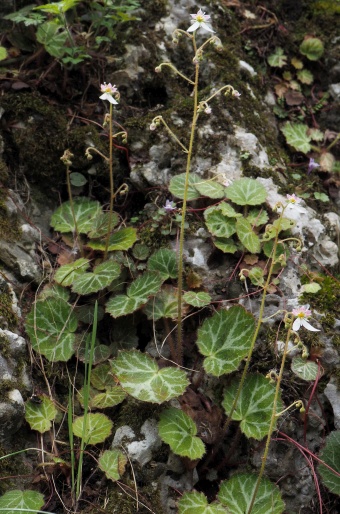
[104,103,114,260]
[246,326,292,514]
[176,37,199,364]
[62,150,82,256]
[223,212,285,434]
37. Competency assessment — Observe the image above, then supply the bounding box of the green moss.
[0,189,22,242]
[0,283,18,330]
[300,275,340,315]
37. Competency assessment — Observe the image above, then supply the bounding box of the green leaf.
[248,266,265,286]
[302,282,321,293]
[147,248,178,279]
[267,47,287,67]
[0,490,45,514]
[236,218,261,254]
[222,374,282,440]
[132,244,150,260]
[106,295,145,318]
[158,407,205,460]
[98,449,127,482]
[225,178,267,206]
[297,69,314,85]
[318,431,340,495]
[196,306,255,377]
[314,192,329,202]
[143,285,178,320]
[214,238,238,253]
[72,412,113,445]
[299,37,324,61]
[204,206,237,238]
[194,179,225,199]
[0,47,8,61]
[39,283,70,302]
[91,364,115,390]
[246,208,269,227]
[112,350,189,403]
[26,298,78,361]
[183,291,211,307]
[54,258,90,287]
[87,227,137,251]
[218,473,285,514]
[291,357,319,381]
[78,385,126,409]
[25,396,57,433]
[72,260,121,295]
[281,122,312,154]
[178,491,226,514]
[70,172,87,187]
[87,212,119,239]
[128,271,163,299]
[35,0,81,14]
[51,198,102,234]
[36,22,68,58]
[169,173,201,200]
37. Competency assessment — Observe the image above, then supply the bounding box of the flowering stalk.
[99,83,120,259]
[60,149,82,256]
[153,10,240,363]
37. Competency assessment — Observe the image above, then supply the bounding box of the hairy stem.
[176,36,199,364]
[104,103,114,259]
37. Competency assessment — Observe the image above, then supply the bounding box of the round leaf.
[178,491,226,514]
[225,178,267,206]
[147,248,178,279]
[291,357,319,381]
[159,407,205,460]
[236,217,261,254]
[218,473,285,514]
[70,172,87,187]
[281,122,311,154]
[0,490,45,514]
[196,306,255,377]
[183,291,211,307]
[54,258,90,287]
[88,227,137,251]
[169,173,201,200]
[25,298,78,362]
[51,198,102,234]
[72,260,121,295]
[112,350,189,403]
[25,396,57,434]
[318,431,340,495]
[99,449,127,482]
[299,37,324,61]
[72,412,113,445]
[222,374,282,440]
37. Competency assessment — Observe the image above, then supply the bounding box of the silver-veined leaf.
[112,350,188,403]
[204,206,237,238]
[98,449,127,482]
[218,473,285,513]
[72,260,121,295]
[87,227,137,251]
[291,356,319,381]
[50,198,102,233]
[72,412,113,445]
[183,291,211,307]
[143,285,178,320]
[0,490,45,514]
[54,258,90,287]
[25,298,78,361]
[178,491,226,514]
[225,178,267,206]
[281,122,311,154]
[147,248,178,279]
[194,180,225,199]
[318,431,340,495]
[106,295,145,318]
[25,396,57,434]
[196,306,255,377]
[169,173,201,200]
[158,407,205,459]
[236,217,261,254]
[222,374,282,440]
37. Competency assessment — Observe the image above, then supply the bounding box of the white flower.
[292,305,320,332]
[188,9,214,33]
[204,106,212,114]
[286,194,300,204]
[100,83,119,105]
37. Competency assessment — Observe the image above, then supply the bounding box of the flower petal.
[301,319,320,332]
[187,21,200,32]
[201,22,215,33]
[292,318,301,331]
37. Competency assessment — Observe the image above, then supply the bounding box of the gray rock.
[324,379,340,429]
[0,389,25,442]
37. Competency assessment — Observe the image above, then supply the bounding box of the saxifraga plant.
[150,8,241,364]
[7,7,340,514]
